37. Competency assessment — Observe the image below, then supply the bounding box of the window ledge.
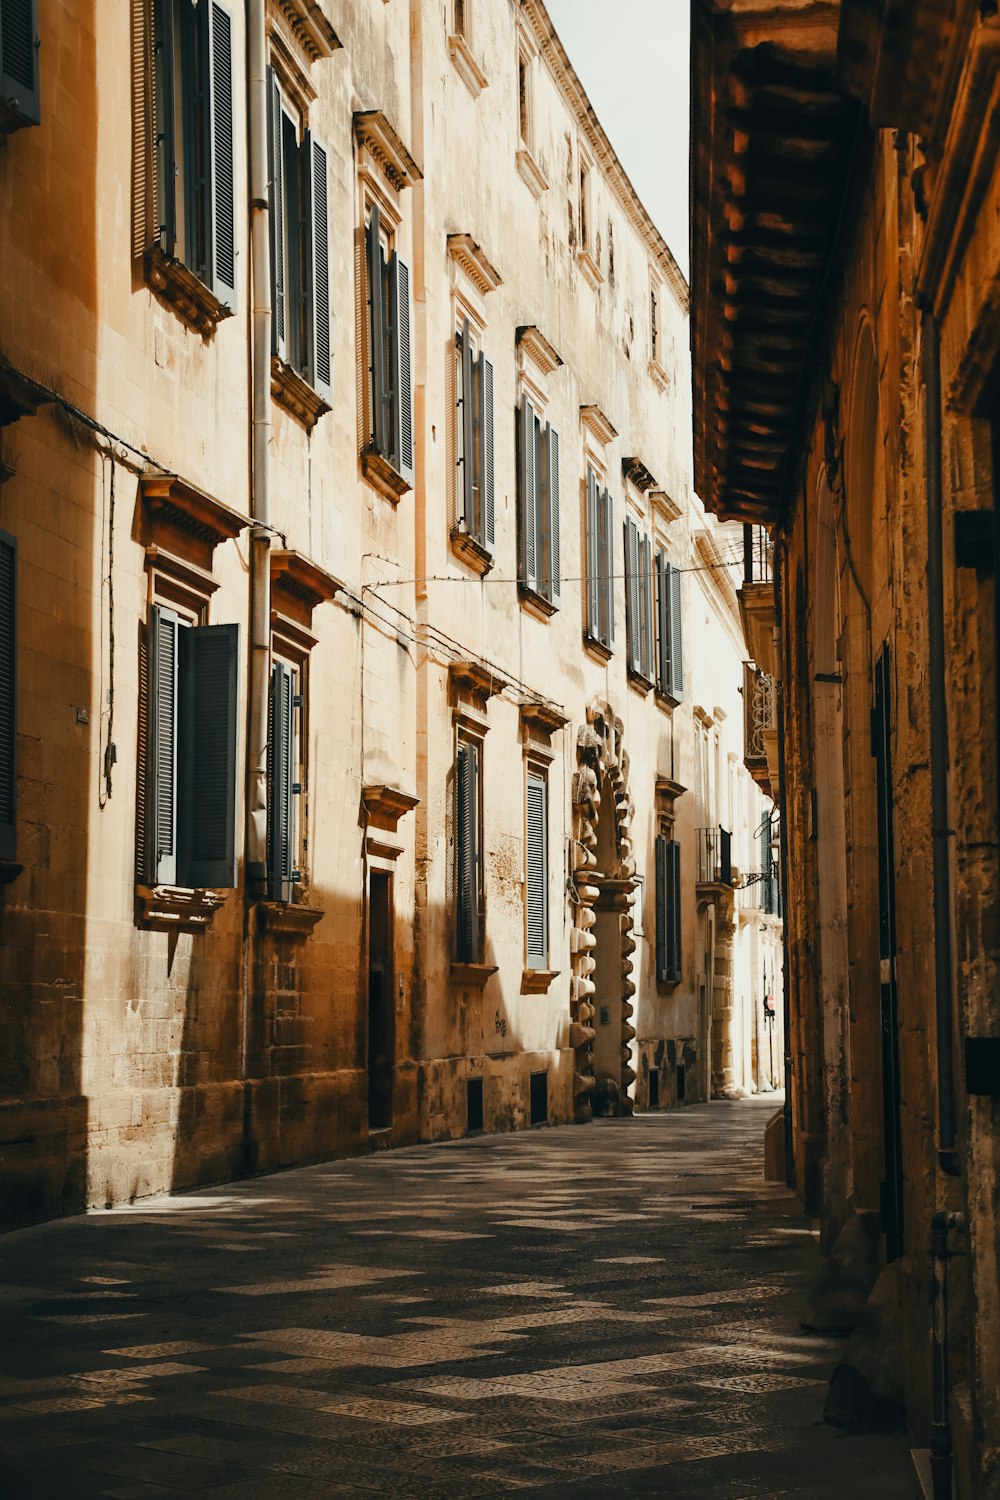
[145,249,233,338]
[449,33,488,97]
[516,147,548,200]
[271,357,331,431]
[256,900,325,938]
[649,358,669,393]
[655,686,682,712]
[451,961,498,988]
[657,977,681,994]
[0,860,24,887]
[521,968,559,995]
[518,583,558,620]
[578,248,604,290]
[583,632,613,664]
[136,884,228,931]
[362,448,411,503]
[627,667,654,696]
[450,526,494,575]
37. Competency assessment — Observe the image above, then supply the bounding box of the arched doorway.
[569,700,637,1121]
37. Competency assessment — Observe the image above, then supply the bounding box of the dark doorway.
[368,871,394,1130]
[529,1070,548,1125]
[676,1063,686,1103]
[873,644,904,1260]
[467,1076,484,1134]
[648,1069,660,1109]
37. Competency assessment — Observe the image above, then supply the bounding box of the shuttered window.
[148,0,237,306]
[267,661,300,903]
[625,517,654,681]
[656,552,684,701]
[585,470,615,649]
[456,320,495,551]
[366,204,414,486]
[0,530,17,863]
[0,0,40,131]
[455,738,482,962]
[141,608,239,889]
[517,395,560,607]
[655,835,682,984]
[525,771,548,969]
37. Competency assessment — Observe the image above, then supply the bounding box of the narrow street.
[0,1100,913,1499]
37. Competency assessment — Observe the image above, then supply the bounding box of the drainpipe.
[922,312,960,1178]
[247,0,271,895]
[930,1210,965,1499]
[773,546,794,1189]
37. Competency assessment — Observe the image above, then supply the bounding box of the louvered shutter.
[624,517,640,673]
[267,68,286,361]
[456,740,480,962]
[392,252,414,487]
[0,531,16,863]
[148,605,180,885]
[640,534,654,680]
[518,396,538,591]
[480,355,495,550]
[268,662,294,902]
[586,468,600,638]
[603,487,615,647]
[132,0,157,259]
[545,424,561,606]
[179,623,239,888]
[366,206,387,455]
[152,0,176,257]
[458,318,474,529]
[526,772,548,968]
[668,838,682,982]
[306,131,332,401]
[0,0,40,128]
[656,550,669,694]
[655,834,668,984]
[206,0,237,306]
[668,562,684,699]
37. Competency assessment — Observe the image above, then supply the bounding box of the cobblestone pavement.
[0,1098,915,1499]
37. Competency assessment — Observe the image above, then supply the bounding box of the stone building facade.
[0,0,778,1235]
[692,1,1000,1493]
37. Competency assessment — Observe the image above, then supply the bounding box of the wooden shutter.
[366,205,387,454]
[267,68,286,361]
[668,838,682,982]
[458,318,474,529]
[132,0,157,259]
[392,252,414,487]
[526,771,548,967]
[456,740,480,962]
[640,534,654,680]
[656,549,669,694]
[179,622,239,888]
[624,517,640,673]
[206,0,237,306]
[655,834,668,984]
[603,487,615,647]
[518,396,538,591]
[268,662,294,902]
[480,354,495,550]
[152,0,176,257]
[0,530,16,862]
[586,468,600,638]
[148,605,180,885]
[0,0,40,128]
[544,424,561,605]
[668,562,684,699]
[306,131,332,401]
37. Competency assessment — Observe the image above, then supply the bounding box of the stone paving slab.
[0,1099,916,1497]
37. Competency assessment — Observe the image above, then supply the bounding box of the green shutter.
[0,0,40,129]
[640,534,654,680]
[153,0,176,257]
[366,205,388,455]
[656,549,669,694]
[458,318,474,529]
[456,740,480,962]
[586,468,600,638]
[655,834,668,984]
[668,838,682,982]
[206,0,237,307]
[545,424,560,606]
[268,662,294,902]
[481,354,495,550]
[267,67,286,361]
[148,605,180,885]
[526,772,548,967]
[179,622,239,888]
[306,130,332,401]
[392,252,414,487]
[668,562,684,700]
[603,487,615,647]
[625,516,640,673]
[0,530,16,862]
[518,396,538,591]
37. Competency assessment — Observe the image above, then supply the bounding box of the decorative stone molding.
[651,489,683,526]
[0,357,50,430]
[517,325,562,378]
[622,456,659,494]
[578,247,604,291]
[447,235,503,298]
[450,527,494,577]
[581,405,618,448]
[451,961,498,988]
[448,660,505,716]
[256,901,325,937]
[516,147,549,199]
[269,0,340,63]
[521,969,559,995]
[271,356,331,430]
[648,357,669,394]
[448,32,489,97]
[270,549,342,635]
[655,776,686,811]
[569,698,637,1122]
[362,785,420,833]
[353,111,422,195]
[361,448,411,503]
[136,885,227,931]
[144,249,234,338]
[140,472,248,579]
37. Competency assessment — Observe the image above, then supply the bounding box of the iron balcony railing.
[738,861,783,917]
[742,523,773,584]
[696,826,733,887]
[744,661,775,764]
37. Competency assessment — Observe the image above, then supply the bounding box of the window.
[454,0,467,39]
[269,69,331,406]
[578,161,590,255]
[364,201,414,491]
[632,873,644,937]
[267,658,303,902]
[152,0,237,308]
[655,834,682,984]
[455,318,494,554]
[624,516,654,682]
[650,284,659,365]
[0,0,40,133]
[518,53,529,144]
[455,736,483,962]
[656,551,684,701]
[525,769,548,969]
[0,528,16,863]
[139,605,239,889]
[585,466,614,650]
[517,396,560,608]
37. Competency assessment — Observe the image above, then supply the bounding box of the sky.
[544,0,691,280]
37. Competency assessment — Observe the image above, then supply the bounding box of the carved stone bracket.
[256,901,325,938]
[144,249,234,338]
[271,357,331,431]
[136,885,227,932]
